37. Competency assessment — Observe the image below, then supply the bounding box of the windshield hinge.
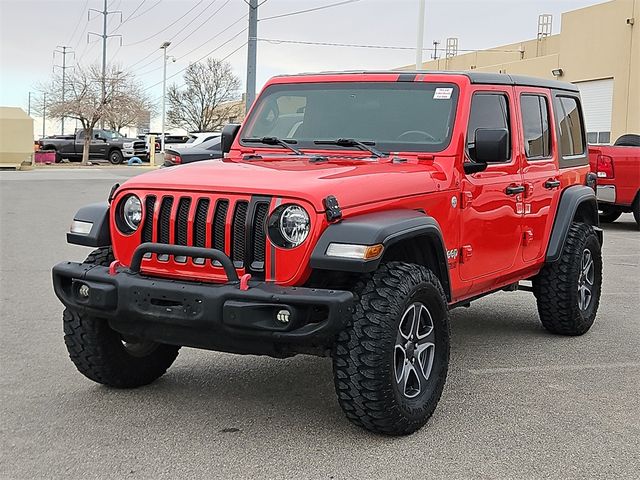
[323,195,342,222]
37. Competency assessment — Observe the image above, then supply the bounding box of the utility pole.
[28,91,32,116]
[54,46,75,134]
[88,0,122,128]
[160,41,171,155]
[245,0,258,112]
[42,93,47,139]
[415,0,426,69]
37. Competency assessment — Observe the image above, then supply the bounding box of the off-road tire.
[63,247,180,388]
[108,149,124,165]
[633,196,640,228]
[333,262,450,436]
[533,223,602,335]
[598,205,622,223]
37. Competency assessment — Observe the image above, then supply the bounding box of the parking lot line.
[468,362,640,375]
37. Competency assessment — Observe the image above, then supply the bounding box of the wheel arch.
[309,209,451,301]
[546,185,602,263]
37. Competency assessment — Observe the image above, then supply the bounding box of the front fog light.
[120,195,142,233]
[268,204,310,248]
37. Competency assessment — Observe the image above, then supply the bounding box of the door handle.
[505,185,525,195]
[544,179,561,189]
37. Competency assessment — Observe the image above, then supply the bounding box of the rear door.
[459,87,524,282]
[516,87,560,263]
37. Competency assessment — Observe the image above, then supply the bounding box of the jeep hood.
[121,157,451,212]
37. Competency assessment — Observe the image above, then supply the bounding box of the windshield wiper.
[242,136,303,155]
[314,138,387,158]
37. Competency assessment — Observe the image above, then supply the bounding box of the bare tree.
[45,65,129,164]
[104,80,156,133]
[167,58,241,132]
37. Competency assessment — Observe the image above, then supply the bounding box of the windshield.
[241,82,459,153]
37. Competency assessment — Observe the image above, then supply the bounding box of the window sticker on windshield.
[433,88,453,99]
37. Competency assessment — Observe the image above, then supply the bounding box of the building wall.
[0,107,34,166]
[400,0,639,140]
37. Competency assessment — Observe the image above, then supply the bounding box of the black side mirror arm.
[463,161,488,175]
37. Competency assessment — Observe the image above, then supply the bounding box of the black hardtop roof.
[276,70,579,93]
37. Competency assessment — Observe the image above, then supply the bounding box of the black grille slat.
[176,198,191,246]
[142,196,156,243]
[193,199,209,248]
[157,197,174,244]
[251,203,269,269]
[231,201,249,265]
[212,200,229,252]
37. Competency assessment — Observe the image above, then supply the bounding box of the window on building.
[557,96,585,157]
[466,93,511,162]
[520,94,551,158]
[587,131,611,145]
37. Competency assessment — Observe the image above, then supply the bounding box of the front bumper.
[123,149,148,158]
[52,245,353,355]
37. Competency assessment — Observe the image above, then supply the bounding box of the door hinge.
[460,191,473,209]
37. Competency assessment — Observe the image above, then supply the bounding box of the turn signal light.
[596,154,614,179]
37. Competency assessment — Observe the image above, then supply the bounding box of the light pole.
[160,41,171,156]
[416,0,426,69]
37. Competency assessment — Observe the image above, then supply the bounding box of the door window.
[520,95,551,158]
[466,93,511,162]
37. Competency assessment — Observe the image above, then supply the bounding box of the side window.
[467,93,510,162]
[556,96,585,157]
[520,94,551,158]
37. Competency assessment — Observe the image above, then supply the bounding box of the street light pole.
[245,0,258,112]
[160,41,171,156]
[415,0,426,69]
[42,93,47,139]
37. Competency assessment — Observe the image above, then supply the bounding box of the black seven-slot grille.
[140,194,270,278]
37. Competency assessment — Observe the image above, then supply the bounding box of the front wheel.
[108,149,124,165]
[333,262,450,436]
[533,223,602,335]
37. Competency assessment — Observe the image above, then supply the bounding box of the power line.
[66,0,90,46]
[122,0,206,47]
[169,0,231,50]
[259,0,362,22]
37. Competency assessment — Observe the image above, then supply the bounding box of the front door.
[459,88,524,282]
[516,88,561,263]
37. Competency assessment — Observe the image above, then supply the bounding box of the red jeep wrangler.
[53,71,603,436]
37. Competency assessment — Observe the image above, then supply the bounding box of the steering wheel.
[397,130,437,142]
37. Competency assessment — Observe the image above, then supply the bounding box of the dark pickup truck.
[39,129,147,164]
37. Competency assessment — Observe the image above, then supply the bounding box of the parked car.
[39,129,147,164]
[589,134,640,227]
[163,136,222,166]
[53,71,603,436]
[176,132,222,150]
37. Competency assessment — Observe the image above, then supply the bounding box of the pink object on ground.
[34,151,56,164]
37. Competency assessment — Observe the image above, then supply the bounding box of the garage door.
[575,78,614,144]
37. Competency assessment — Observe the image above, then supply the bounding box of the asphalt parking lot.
[1,167,638,480]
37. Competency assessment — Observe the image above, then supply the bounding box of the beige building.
[0,107,34,169]
[401,0,639,143]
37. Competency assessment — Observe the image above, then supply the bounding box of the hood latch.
[323,195,342,222]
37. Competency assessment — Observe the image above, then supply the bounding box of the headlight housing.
[123,142,134,149]
[117,194,143,234]
[267,204,310,248]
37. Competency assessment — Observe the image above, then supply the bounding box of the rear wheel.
[633,197,640,228]
[533,223,602,335]
[63,247,180,387]
[598,205,622,223]
[333,262,450,436]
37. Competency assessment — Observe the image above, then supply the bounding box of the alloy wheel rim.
[394,302,436,399]
[577,248,595,311]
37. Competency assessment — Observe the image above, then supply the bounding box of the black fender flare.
[66,202,111,247]
[546,185,602,262]
[310,209,451,300]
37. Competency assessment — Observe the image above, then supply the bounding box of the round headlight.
[122,195,142,232]
[268,204,310,248]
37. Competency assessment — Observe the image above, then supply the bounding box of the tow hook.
[239,273,252,291]
[109,260,121,276]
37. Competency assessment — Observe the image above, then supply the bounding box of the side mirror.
[221,123,241,154]
[475,128,509,163]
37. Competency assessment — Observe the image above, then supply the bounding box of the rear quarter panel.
[589,145,640,206]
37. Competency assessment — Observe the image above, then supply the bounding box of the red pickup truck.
[589,135,640,228]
